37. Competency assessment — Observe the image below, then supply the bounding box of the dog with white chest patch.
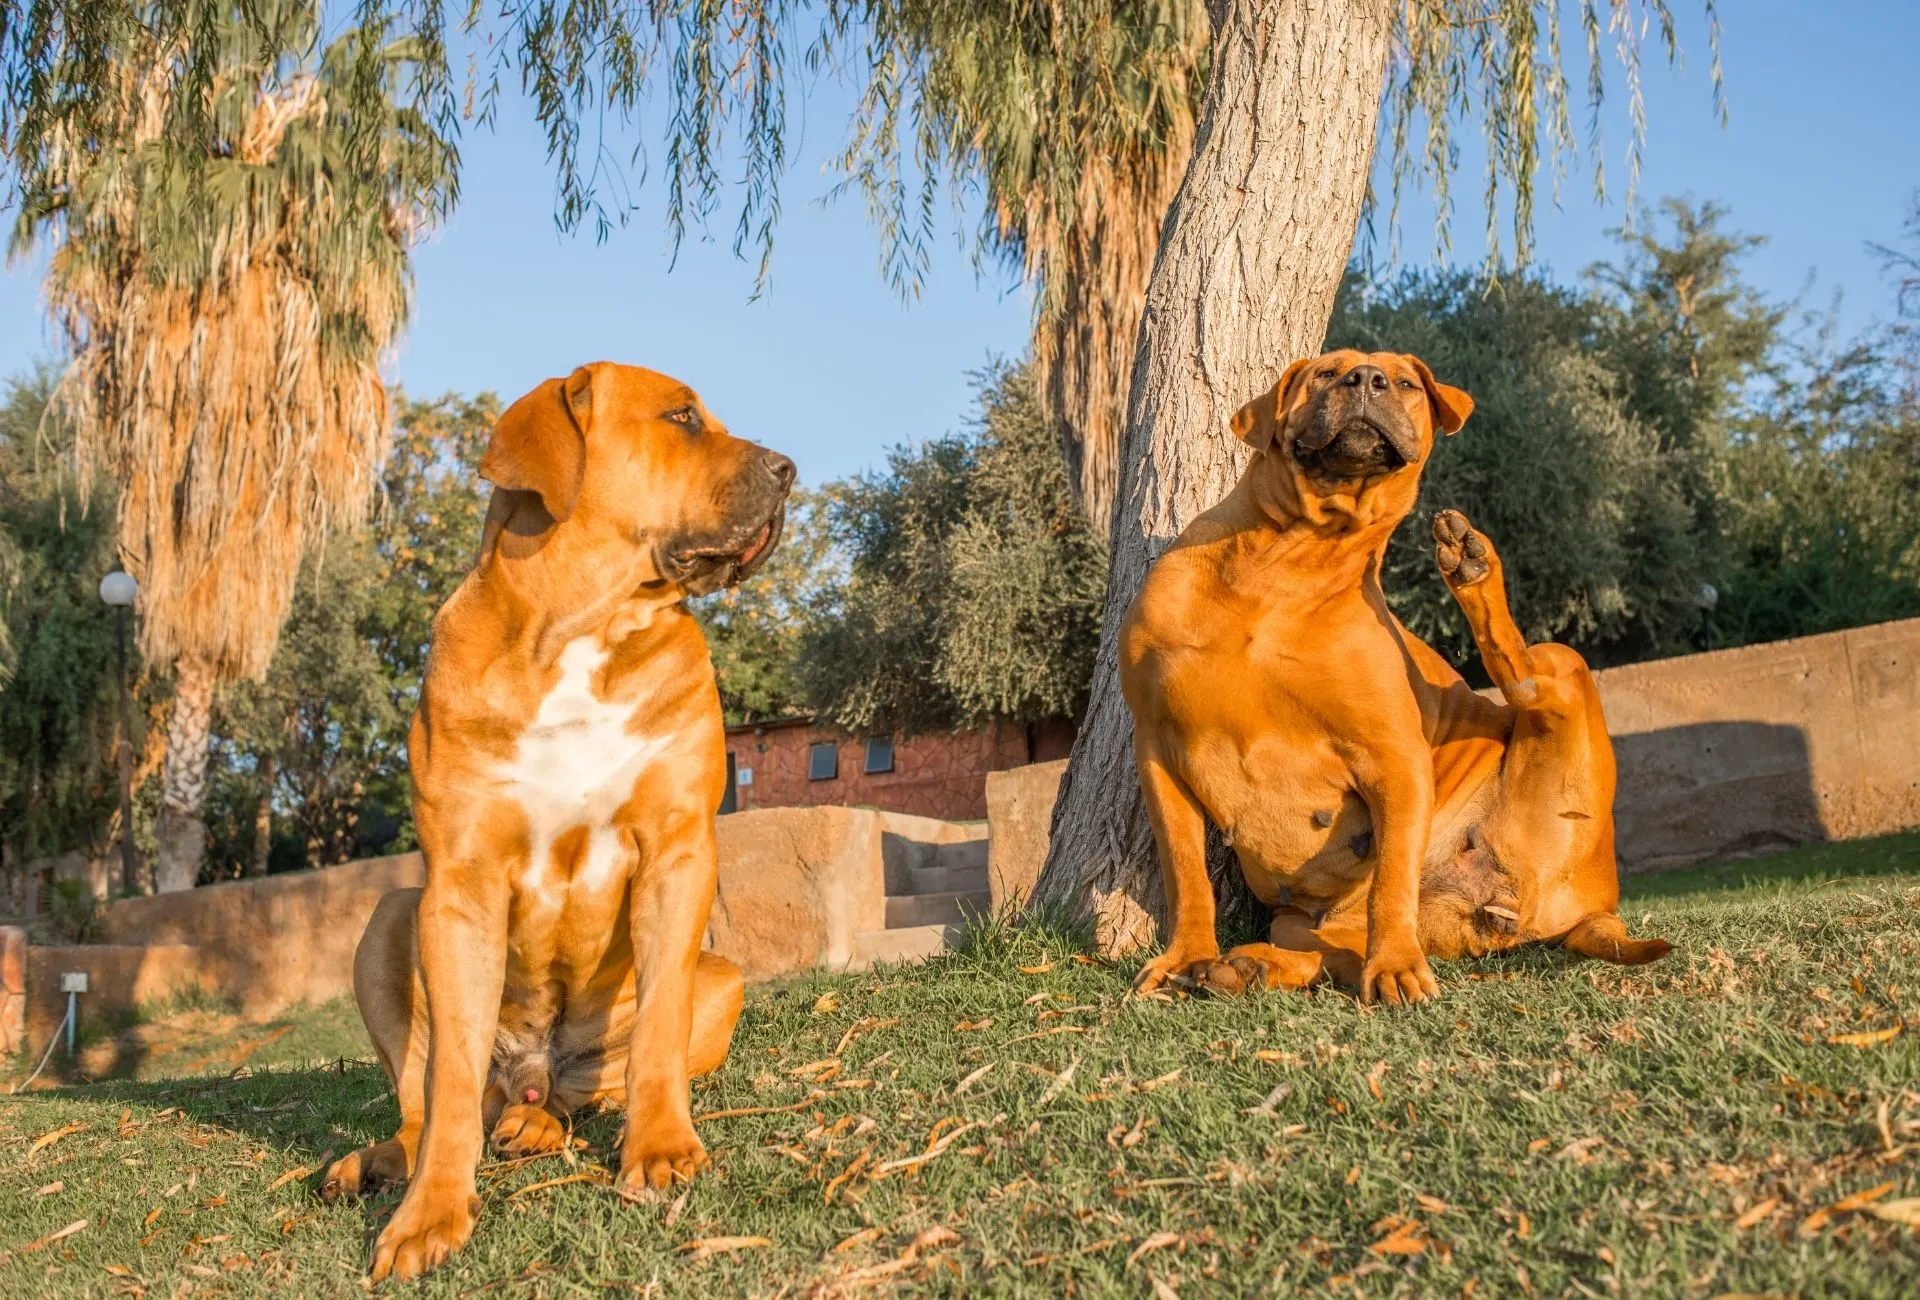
[318,363,793,1281]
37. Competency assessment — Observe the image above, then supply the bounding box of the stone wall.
[14,806,931,1055]
[985,617,1920,905]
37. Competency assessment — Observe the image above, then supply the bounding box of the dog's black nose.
[761,451,797,491]
[1343,365,1390,393]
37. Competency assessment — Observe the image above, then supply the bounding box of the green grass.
[5,835,1919,1297]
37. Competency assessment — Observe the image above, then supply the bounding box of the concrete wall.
[985,617,1920,904]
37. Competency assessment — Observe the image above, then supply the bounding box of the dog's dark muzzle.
[1292,399,1421,479]
[663,450,794,596]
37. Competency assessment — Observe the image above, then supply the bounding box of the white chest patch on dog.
[497,636,672,893]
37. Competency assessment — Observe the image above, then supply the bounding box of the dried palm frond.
[16,0,454,681]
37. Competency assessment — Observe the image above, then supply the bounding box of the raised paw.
[1432,509,1491,586]
[618,1121,709,1196]
[370,1182,476,1282]
[490,1103,567,1158]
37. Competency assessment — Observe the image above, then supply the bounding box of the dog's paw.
[1181,946,1321,997]
[1130,949,1217,996]
[618,1121,709,1195]
[370,1183,477,1282]
[319,1140,407,1203]
[1360,942,1441,1006]
[490,1104,567,1158]
[1432,509,1492,586]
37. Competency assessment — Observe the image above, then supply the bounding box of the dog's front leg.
[1131,740,1221,993]
[618,811,717,1193]
[1353,751,1441,1005]
[371,847,509,1281]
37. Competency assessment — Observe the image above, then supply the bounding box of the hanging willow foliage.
[4,1,1720,544]
[8,1,456,682]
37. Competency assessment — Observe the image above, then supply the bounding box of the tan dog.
[319,363,793,1280]
[1122,350,1669,1005]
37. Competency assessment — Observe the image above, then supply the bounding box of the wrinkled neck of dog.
[479,490,683,663]
[1242,452,1409,544]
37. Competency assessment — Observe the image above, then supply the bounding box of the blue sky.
[3,0,1916,488]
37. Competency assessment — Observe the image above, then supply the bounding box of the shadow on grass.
[29,1057,397,1173]
[1621,827,1920,901]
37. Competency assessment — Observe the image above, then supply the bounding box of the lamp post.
[98,570,140,897]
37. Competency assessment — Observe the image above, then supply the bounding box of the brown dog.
[1122,349,1669,1005]
[319,363,793,1280]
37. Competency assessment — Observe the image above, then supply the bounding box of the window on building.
[807,741,839,781]
[863,735,895,775]
[719,752,738,814]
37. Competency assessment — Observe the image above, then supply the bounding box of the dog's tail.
[1560,912,1672,966]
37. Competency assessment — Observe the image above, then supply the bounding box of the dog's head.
[481,362,794,596]
[1231,350,1472,517]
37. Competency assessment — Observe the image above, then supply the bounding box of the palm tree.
[10,2,455,890]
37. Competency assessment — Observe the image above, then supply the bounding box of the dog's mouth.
[665,502,787,597]
[1292,417,1415,479]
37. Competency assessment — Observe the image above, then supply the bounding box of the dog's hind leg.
[322,889,429,1201]
[1429,511,1670,963]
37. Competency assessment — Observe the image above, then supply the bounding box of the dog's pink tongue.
[524,1088,541,1104]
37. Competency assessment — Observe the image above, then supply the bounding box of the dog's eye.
[664,406,701,430]
[1316,368,1338,380]
[1397,378,1418,390]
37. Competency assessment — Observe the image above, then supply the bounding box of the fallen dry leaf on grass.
[1126,1232,1182,1266]
[812,992,842,1014]
[1369,1220,1425,1256]
[954,1063,995,1095]
[1829,1181,1895,1212]
[34,1181,62,1197]
[680,1236,773,1258]
[1416,1193,1451,1215]
[1553,1136,1605,1163]
[1866,1198,1920,1227]
[1827,1025,1902,1048]
[1733,1196,1780,1229]
[693,1090,827,1125]
[264,1166,310,1192]
[1151,1276,1181,1300]
[1241,1083,1292,1118]
[1038,1059,1081,1106]
[953,1018,995,1032]
[507,1170,608,1200]
[832,1227,884,1253]
[833,1017,900,1057]
[20,1219,87,1255]
[27,1123,86,1157]
[871,1121,980,1176]
[1020,961,1055,975]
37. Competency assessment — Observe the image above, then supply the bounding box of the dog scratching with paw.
[318,363,794,1282]
[1121,349,1670,1006]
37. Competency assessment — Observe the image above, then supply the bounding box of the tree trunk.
[1026,0,1392,953]
[154,653,215,892]
[247,749,275,877]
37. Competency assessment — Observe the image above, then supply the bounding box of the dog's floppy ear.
[1406,354,1473,435]
[1229,357,1314,451]
[481,366,595,521]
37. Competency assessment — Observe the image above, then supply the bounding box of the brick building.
[721,717,1075,822]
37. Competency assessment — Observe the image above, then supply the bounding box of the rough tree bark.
[154,652,214,892]
[1026,0,1393,953]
